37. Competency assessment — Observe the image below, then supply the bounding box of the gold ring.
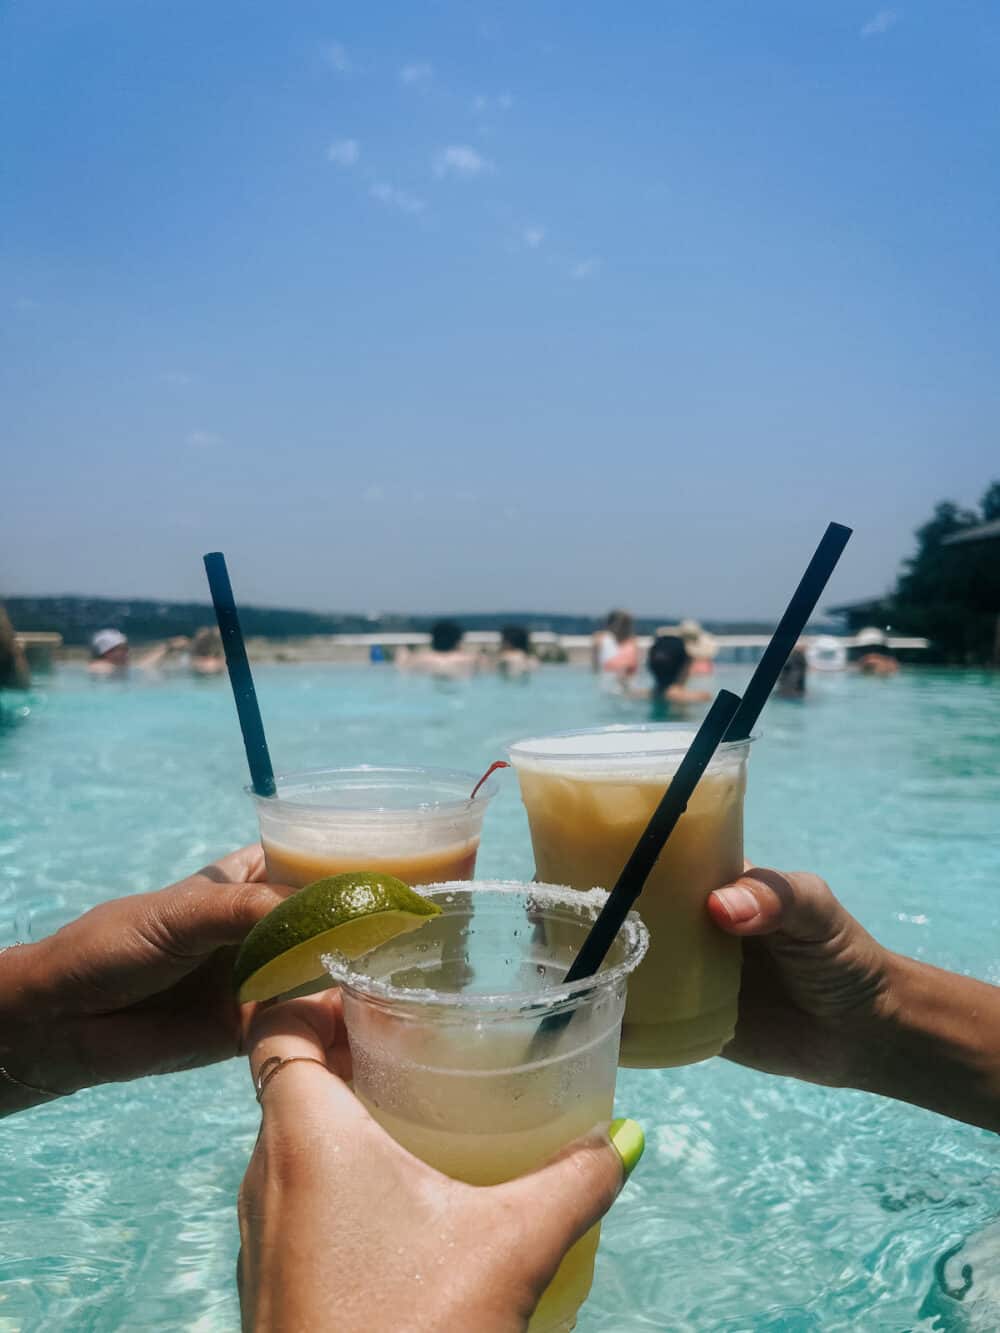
[254,1055,328,1103]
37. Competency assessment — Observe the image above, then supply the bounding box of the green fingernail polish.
[609,1118,645,1180]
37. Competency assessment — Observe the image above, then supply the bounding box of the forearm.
[855,952,1000,1132]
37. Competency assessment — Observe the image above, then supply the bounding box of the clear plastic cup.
[508,724,753,1069]
[250,765,498,890]
[324,881,648,1333]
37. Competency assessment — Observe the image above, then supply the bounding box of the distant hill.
[4,596,376,646]
[4,596,836,646]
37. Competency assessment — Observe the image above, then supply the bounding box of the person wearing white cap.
[89,628,197,678]
[854,626,899,677]
[88,628,130,676]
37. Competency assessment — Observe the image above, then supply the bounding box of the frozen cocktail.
[324,881,648,1333]
[251,765,496,889]
[508,726,752,1069]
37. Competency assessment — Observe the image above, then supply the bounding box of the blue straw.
[203,553,276,798]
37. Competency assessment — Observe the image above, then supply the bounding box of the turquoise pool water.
[1,663,998,1331]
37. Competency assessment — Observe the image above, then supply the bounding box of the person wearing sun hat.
[656,618,718,675]
[853,626,899,676]
[88,628,130,676]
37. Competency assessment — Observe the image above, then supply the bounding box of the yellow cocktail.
[509,726,752,1069]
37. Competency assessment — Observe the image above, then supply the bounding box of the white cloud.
[400,62,433,87]
[363,484,385,503]
[370,181,426,215]
[433,145,493,179]
[13,296,39,312]
[322,42,352,73]
[522,225,545,249]
[187,430,223,448]
[472,92,513,115]
[570,257,601,281]
[860,9,898,37]
[162,370,194,386]
[327,138,360,167]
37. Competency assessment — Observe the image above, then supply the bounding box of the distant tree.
[888,481,1000,664]
[981,480,1000,522]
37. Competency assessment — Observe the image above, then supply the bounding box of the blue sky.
[3,2,998,618]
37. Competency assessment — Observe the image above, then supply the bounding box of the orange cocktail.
[251,766,496,890]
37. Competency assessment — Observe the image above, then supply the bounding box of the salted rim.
[507,722,755,764]
[248,764,499,820]
[322,880,649,1019]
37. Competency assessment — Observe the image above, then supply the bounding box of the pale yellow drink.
[325,883,648,1333]
[357,1083,610,1331]
[251,765,494,890]
[509,727,751,1069]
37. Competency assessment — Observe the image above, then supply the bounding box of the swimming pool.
[1,663,998,1331]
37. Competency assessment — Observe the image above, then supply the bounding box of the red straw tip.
[471,760,509,799]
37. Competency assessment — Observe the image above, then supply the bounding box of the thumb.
[141,878,292,959]
[707,867,845,943]
[496,1119,644,1280]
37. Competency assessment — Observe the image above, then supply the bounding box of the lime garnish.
[233,871,440,1003]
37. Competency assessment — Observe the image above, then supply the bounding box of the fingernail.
[713,885,759,924]
[608,1118,645,1181]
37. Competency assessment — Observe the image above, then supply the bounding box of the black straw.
[531,689,742,1049]
[203,552,276,798]
[725,522,852,741]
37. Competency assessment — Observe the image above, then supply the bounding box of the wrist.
[850,950,1000,1131]
[0,940,70,1113]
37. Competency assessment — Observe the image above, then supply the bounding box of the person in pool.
[0,605,30,691]
[395,618,480,680]
[776,641,808,698]
[88,629,195,677]
[87,628,132,675]
[496,623,538,680]
[188,626,225,677]
[4,849,1000,1328]
[592,609,639,692]
[624,632,713,715]
[853,628,900,676]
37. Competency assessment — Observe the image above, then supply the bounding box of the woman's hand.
[238,994,643,1333]
[709,866,1000,1131]
[708,866,892,1088]
[0,845,290,1110]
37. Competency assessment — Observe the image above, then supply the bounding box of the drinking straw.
[725,521,852,742]
[203,552,276,798]
[470,760,509,799]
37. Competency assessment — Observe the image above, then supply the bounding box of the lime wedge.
[233,871,440,1003]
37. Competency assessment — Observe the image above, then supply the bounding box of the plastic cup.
[250,765,498,890]
[508,725,753,1069]
[323,881,648,1333]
